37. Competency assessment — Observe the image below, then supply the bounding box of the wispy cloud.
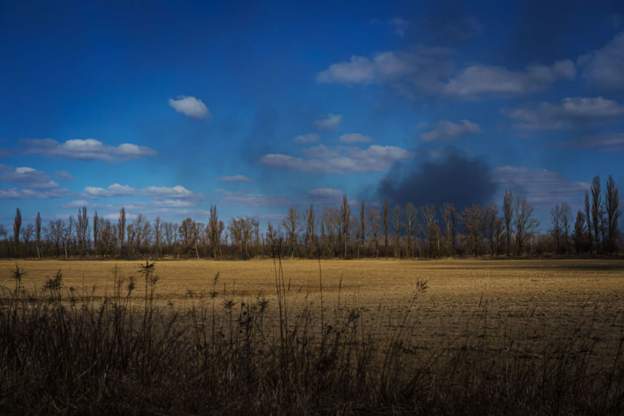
[339,133,372,144]
[261,144,411,173]
[168,96,211,119]
[317,48,575,98]
[0,165,67,199]
[85,183,135,197]
[579,32,624,90]
[506,97,624,130]
[314,114,342,130]
[293,133,320,144]
[421,120,480,141]
[494,165,588,207]
[443,60,575,97]
[220,190,288,207]
[219,175,252,183]
[23,139,156,161]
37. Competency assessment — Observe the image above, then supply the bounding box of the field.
[3,258,624,361]
[2,258,624,414]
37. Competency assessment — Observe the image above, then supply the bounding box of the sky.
[2,0,624,227]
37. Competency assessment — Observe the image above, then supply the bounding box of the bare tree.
[358,201,366,257]
[118,208,126,256]
[13,208,22,245]
[514,198,539,255]
[463,205,482,256]
[367,206,381,257]
[573,211,590,254]
[605,175,620,253]
[35,212,42,258]
[208,206,223,258]
[304,205,316,257]
[442,204,457,256]
[422,206,440,258]
[340,195,351,258]
[584,191,592,251]
[283,207,299,257]
[76,207,89,255]
[392,205,401,257]
[591,176,603,252]
[382,200,389,256]
[503,190,513,256]
[405,203,417,257]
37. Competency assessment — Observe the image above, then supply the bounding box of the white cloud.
[314,114,343,130]
[506,97,624,130]
[219,175,252,183]
[23,138,156,161]
[339,133,372,144]
[443,60,576,97]
[261,144,411,173]
[579,32,624,89]
[168,96,210,119]
[0,165,67,199]
[293,133,320,144]
[421,120,480,141]
[317,48,575,98]
[0,188,67,199]
[494,166,588,207]
[85,183,135,197]
[144,185,193,197]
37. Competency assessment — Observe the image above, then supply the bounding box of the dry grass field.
[2,258,624,365]
[2,258,624,414]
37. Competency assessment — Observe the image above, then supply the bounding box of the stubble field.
[2,258,624,365]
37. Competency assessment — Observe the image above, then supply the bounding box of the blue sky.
[2,0,624,226]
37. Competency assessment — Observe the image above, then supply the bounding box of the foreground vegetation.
[1,259,624,415]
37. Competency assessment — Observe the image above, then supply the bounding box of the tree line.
[0,175,620,260]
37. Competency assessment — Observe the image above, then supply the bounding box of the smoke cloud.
[377,149,497,210]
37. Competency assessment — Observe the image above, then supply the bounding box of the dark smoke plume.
[377,149,497,210]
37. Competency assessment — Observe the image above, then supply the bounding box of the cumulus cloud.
[506,97,624,130]
[339,133,372,144]
[0,165,67,199]
[219,175,252,182]
[0,165,59,189]
[23,138,156,161]
[443,60,576,97]
[317,48,575,98]
[316,48,452,95]
[494,166,588,207]
[579,32,624,90]
[314,114,343,130]
[421,120,480,141]
[168,96,211,119]
[293,133,320,144]
[84,183,135,197]
[261,144,411,173]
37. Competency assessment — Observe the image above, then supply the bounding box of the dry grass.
[0,258,623,414]
[2,258,623,361]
